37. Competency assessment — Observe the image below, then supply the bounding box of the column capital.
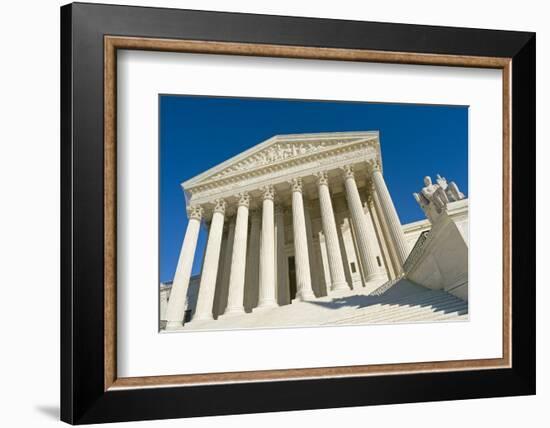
[367,159,382,173]
[260,184,275,201]
[236,191,250,207]
[289,177,303,193]
[187,205,203,221]
[340,164,355,180]
[315,170,329,186]
[364,179,375,205]
[365,192,375,206]
[213,198,226,214]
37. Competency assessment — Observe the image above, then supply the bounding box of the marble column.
[275,205,290,305]
[212,226,227,316]
[257,185,277,309]
[371,165,409,269]
[372,188,400,278]
[315,171,349,292]
[224,192,250,315]
[290,178,315,301]
[244,210,261,311]
[165,205,203,329]
[368,193,395,280]
[213,217,235,317]
[303,199,321,297]
[193,199,226,321]
[362,200,387,277]
[318,232,333,291]
[341,165,384,282]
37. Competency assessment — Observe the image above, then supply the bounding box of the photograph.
[159,95,469,332]
[54,1,536,424]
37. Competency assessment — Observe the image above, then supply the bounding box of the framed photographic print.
[60,2,535,424]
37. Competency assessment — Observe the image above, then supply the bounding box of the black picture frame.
[61,2,535,424]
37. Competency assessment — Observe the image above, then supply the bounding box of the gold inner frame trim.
[104,35,512,391]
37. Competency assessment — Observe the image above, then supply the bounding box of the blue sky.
[159,95,468,283]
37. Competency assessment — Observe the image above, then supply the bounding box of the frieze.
[187,138,379,194]
[209,140,348,180]
[187,143,378,202]
[191,148,377,203]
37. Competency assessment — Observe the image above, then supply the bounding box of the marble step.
[328,291,456,323]
[364,296,467,321]
[180,277,468,331]
[368,303,467,323]
[370,310,469,324]
[327,292,466,325]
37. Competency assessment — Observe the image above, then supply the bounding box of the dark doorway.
[288,256,297,300]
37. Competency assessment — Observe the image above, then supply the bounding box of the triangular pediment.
[183,131,379,190]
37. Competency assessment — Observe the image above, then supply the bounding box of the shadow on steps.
[306,278,468,317]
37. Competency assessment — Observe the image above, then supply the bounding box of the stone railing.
[402,230,432,274]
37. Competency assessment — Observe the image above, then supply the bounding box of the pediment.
[183,131,379,191]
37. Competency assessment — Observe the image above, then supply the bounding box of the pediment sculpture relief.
[209,141,348,180]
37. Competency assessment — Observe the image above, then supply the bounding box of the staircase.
[323,278,468,326]
[173,277,467,331]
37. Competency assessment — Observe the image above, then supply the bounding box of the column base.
[330,281,350,292]
[190,313,214,322]
[351,279,363,289]
[253,300,278,311]
[293,291,315,302]
[364,272,388,282]
[164,320,183,330]
[220,307,245,317]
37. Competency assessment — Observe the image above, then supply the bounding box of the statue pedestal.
[404,199,469,302]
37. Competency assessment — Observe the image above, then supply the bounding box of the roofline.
[181,130,380,191]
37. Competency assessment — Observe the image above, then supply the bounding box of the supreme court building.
[163,131,432,330]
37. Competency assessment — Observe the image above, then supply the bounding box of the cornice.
[182,131,380,190]
[186,138,379,199]
[189,147,379,205]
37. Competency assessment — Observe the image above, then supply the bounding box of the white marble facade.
[164,131,416,330]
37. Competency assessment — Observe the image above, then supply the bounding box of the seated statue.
[435,174,448,191]
[413,174,465,222]
[435,174,465,202]
[421,176,448,213]
[447,181,465,201]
